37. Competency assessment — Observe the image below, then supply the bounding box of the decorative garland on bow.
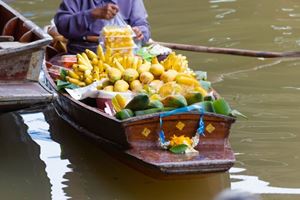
[158,104,205,153]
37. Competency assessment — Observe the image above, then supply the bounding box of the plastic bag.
[99,13,138,55]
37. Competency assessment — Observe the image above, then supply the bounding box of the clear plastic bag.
[99,13,137,55]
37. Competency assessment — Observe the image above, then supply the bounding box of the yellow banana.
[85,49,98,60]
[84,77,93,85]
[66,76,86,87]
[137,57,143,68]
[91,58,98,66]
[97,44,105,61]
[67,70,80,80]
[77,54,92,69]
[76,64,90,72]
[98,60,104,73]
[176,75,200,87]
[81,52,90,62]
[114,59,125,72]
[92,71,100,81]
[132,57,138,70]
[105,47,112,62]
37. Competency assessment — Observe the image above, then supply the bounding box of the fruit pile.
[58,43,221,118]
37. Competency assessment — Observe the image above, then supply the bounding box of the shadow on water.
[42,105,231,200]
[0,112,51,200]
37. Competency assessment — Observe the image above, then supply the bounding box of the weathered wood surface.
[0,81,55,113]
[0,1,55,113]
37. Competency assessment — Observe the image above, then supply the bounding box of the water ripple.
[210,0,236,3]
[230,167,300,194]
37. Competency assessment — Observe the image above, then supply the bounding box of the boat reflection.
[43,105,231,200]
[21,111,72,200]
[0,112,51,200]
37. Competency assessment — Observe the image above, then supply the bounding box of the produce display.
[55,25,245,124]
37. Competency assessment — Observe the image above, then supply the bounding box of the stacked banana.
[161,52,189,72]
[64,45,144,89]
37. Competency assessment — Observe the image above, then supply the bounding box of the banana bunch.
[64,45,144,88]
[161,52,189,72]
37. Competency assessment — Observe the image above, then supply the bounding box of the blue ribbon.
[159,104,205,144]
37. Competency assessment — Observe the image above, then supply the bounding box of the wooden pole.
[150,41,300,58]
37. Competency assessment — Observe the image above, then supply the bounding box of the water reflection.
[231,167,300,194]
[0,112,51,200]
[42,105,231,200]
[21,112,72,200]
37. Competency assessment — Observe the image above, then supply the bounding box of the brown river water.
[1,0,300,199]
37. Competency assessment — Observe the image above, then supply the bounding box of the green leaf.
[136,47,155,62]
[56,80,79,91]
[169,144,188,154]
[213,98,232,116]
[230,109,248,119]
[60,68,68,81]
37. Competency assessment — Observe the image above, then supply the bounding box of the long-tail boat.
[43,38,236,178]
[0,1,55,113]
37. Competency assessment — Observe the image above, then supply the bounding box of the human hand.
[91,3,119,20]
[132,27,144,41]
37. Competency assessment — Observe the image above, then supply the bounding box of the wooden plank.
[0,82,54,102]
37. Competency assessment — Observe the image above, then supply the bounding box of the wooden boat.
[43,38,236,179]
[0,1,55,113]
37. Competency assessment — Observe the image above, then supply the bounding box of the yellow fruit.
[101,78,112,88]
[194,86,208,97]
[130,80,143,92]
[67,70,80,80]
[66,76,86,87]
[103,85,114,92]
[151,57,159,65]
[150,63,164,77]
[176,75,200,87]
[112,94,127,112]
[85,49,98,60]
[97,44,105,61]
[114,59,125,73]
[158,82,182,98]
[123,68,139,82]
[114,80,129,92]
[160,69,178,83]
[149,94,161,101]
[137,61,151,74]
[149,80,164,92]
[107,67,122,83]
[139,71,154,84]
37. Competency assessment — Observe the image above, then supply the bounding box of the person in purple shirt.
[54,0,151,54]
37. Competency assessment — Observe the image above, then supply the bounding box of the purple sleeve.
[54,1,95,40]
[129,0,151,43]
